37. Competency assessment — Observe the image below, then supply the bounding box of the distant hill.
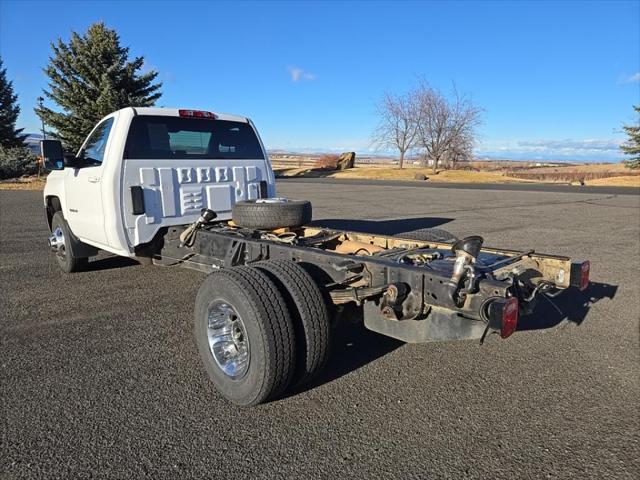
[23,133,43,155]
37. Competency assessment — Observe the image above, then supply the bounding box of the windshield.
[124,115,265,160]
[82,117,114,164]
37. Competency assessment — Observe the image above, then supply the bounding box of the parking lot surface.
[1,183,639,479]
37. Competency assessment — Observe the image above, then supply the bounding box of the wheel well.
[45,196,62,231]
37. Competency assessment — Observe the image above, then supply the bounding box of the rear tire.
[194,266,296,406]
[232,199,312,230]
[255,260,331,386]
[396,227,458,243]
[50,212,88,273]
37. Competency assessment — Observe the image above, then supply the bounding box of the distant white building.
[411,159,434,166]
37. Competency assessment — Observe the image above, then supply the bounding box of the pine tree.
[35,22,162,152]
[621,105,640,169]
[0,57,27,148]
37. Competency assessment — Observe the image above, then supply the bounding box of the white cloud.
[287,66,316,82]
[266,137,626,161]
[516,138,623,152]
[266,137,374,154]
[477,138,625,161]
[618,72,640,84]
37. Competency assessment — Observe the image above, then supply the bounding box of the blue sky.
[1,0,639,161]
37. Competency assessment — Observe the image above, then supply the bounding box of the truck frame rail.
[153,220,589,344]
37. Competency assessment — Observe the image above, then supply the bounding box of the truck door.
[64,116,114,248]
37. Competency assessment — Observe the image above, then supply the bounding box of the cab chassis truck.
[41,107,591,406]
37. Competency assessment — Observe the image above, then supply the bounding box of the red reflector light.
[178,109,217,119]
[579,261,590,291]
[570,260,591,291]
[500,297,519,339]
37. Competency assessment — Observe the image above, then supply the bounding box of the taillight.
[580,262,590,290]
[500,297,519,339]
[570,260,590,291]
[487,297,520,339]
[178,109,217,119]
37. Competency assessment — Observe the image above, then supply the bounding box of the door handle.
[88,176,101,183]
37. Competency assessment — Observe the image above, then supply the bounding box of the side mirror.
[40,140,64,170]
[64,153,85,169]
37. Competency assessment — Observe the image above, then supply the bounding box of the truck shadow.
[84,255,139,272]
[287,307,404,398]
[289,281,618,398]
[517,281,618,331]
[309,216,454,235]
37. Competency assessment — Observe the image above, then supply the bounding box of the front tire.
[50,212,88,273]
[194,266,296,406]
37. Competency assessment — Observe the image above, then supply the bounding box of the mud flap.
[62,216,100,258]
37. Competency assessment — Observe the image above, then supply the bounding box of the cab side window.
[82,118,114,165]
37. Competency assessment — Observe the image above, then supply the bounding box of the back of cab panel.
[120,113,272,246]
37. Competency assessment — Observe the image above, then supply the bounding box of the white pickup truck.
[43,107,276,266]
[41,107,590,406]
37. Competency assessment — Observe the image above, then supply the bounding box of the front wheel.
[194,266,296,406]
[49,212,88,273]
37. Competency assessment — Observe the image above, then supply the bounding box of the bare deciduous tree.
[373,91,418,169]
[414,82,482,173]
[444,129,474,169]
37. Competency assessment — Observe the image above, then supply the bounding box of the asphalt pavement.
[1,182,639,479]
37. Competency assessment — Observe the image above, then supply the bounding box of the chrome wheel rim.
[49,226,66,259]
[206,301,250,379]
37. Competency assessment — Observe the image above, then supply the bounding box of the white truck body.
[43,107,276,256]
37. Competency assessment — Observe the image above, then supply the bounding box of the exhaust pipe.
[179,208,217,247]
[447,236,483,305]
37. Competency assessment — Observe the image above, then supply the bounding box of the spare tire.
[232,198,312,230]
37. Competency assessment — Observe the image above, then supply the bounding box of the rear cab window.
[124,116,265,160]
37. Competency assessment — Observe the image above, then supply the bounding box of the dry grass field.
[273,157,640,187]
[273,165,516,183]
[0,177,46,190]
[587,175,640,186]
[2,160,638,190]
[504,162,640,185]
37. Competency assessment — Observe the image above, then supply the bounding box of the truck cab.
[42,107,276,257]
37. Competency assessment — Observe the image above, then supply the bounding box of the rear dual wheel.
[194,261,330,406]
[255,260,330,387]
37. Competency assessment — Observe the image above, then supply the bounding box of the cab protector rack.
[154,220,590,344]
